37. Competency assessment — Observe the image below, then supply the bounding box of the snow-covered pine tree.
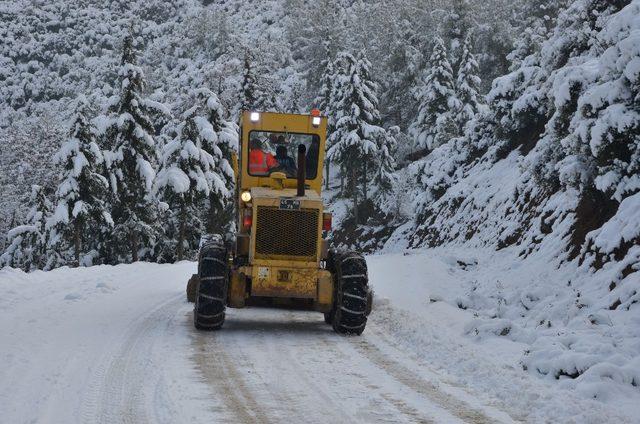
[507,0,570,71]
[454,34,484,133]
[411,37,460,153]
[287,0,345,97]
[442,0,474,73]
[327,51,388,225]
[374,129,397,203]
[0,185,51,271]
[155,98,228,261]
[287,81,304,114]
[315,50,336,189]
[47,96,112,267]
[382,19,424,130]
[197,88,238,236]
[240,53,260,112]
[314,44,335,115]
[101,33,162,263]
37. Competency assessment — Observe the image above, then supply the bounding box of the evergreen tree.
[381,19,424,129]
[288,81,304,114]
[1,185,51,271]
[101,34,162,262]
[238,51,281,113]
[374,129,397,202]
[454,35,484,133]
[442,0,474,73]
[314,44,335,115]
[411,37,460,152]
[198,89,238,236]
[155,95,229,260]
[327,51,389,225]
[508,0,569,71]
[240,53,260,112]
[315,51,336,189]
[47,96,112,267]
[287,0,345,97]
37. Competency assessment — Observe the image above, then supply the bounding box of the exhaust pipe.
[297,144,306,197]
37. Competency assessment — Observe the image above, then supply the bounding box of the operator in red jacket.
[248,138,278,176]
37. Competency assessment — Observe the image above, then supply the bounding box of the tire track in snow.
[95,294,183,424]
[200,309,439,423]
[222,316,314,423]
[191,329,271,424]
[277,310,439,423]
[351,327,504,424]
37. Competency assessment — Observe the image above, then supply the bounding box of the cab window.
[247,131,319,179]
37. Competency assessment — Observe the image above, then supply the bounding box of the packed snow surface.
[1,251,638,423]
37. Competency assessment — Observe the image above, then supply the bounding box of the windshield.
[247,131,320,179]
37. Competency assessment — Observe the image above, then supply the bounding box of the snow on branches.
[327,51,396,223]
[47,96,112,266]
[99,33,165,262]
[411,37,460,152]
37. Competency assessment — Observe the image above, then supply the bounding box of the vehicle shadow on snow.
[184,309,333,335]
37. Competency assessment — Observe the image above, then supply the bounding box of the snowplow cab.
[188,110,372,334]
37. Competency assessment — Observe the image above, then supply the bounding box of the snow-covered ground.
[0,252,638,423]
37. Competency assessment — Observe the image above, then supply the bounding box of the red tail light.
[322,213,332,231]
[242,209,253,230]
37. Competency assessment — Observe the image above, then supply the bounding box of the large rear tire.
[329,250,371,335]
[194,238,228,331]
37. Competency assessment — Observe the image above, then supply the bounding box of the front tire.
[194,239,228,331]
[329,250,371,335]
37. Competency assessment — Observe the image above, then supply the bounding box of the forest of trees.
[1,0,638,275]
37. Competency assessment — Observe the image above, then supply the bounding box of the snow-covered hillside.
[0,256,637,423]
[368,1,640,403]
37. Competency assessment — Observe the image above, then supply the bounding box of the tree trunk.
[177,203,186,261]
[340,163,345,196]
[74,219,81,267]
[351,165,359,226]
[362,160,368,202]
[130,230,138,262]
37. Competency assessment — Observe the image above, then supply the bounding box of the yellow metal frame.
[231,110,332,310]
[238,111,327,193]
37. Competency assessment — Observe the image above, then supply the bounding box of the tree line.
[1,35,237,270]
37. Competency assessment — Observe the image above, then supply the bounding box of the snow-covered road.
[0,255,635,423]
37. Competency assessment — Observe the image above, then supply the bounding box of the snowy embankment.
[1,253,638,423]
[369,248,640,420]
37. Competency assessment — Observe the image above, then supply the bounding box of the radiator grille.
[255,206,319,260]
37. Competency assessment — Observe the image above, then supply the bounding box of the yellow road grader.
[187,110,372,334]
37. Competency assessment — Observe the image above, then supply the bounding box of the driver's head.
[250,138,262,150]
[276,145,287,158]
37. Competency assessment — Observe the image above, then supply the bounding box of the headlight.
[250,112,260,122]
[312,116,321,126]
[240,191,252,202]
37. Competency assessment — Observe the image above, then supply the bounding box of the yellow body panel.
[250,265,318,298]
[233,111,332,311]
